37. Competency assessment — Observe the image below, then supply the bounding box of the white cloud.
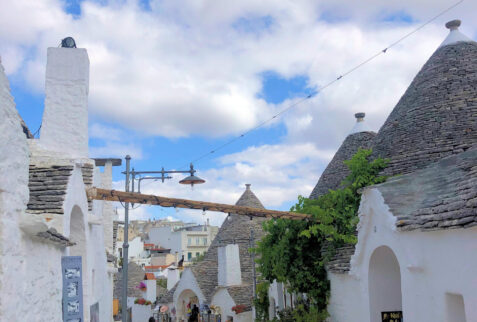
[90,141,143,159]
[112,142,333,226]
[3,0,477,227]
[89,123,124,141]
[2,0,476,140]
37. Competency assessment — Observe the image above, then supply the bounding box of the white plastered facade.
[327,188,477,322]
[211,288,253,322]
[0,46,113,321]
[172,268,206,319]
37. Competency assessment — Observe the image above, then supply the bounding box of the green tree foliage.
[156,278,167,289]
[254,281,270,321]
[255,149,388,314]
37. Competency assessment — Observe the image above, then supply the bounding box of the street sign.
[382,311,403,322]
[62,256,84,322]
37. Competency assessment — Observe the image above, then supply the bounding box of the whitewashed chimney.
[40,47,89,158]
[167,267,180,290]
[218,244,242,286]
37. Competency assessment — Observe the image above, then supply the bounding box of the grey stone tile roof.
[27,163,94,215]
[226,285,254,311]
[36,228,75,247]
[113,262,146,299]
[81,163,94,211]
[328,147,477,274]
[159,283,177,303]
[377,146,477,231]
[372,41,477,177]
[27,165,74,214]
[113,221,119,253]
[190,213,266,305]
[235,184,265,208]
[325,245,355,274]
[309,131,376,199]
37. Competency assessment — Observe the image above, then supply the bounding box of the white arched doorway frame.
[368,245,403,322]
[68,204,90,321]
[177,289,200,319]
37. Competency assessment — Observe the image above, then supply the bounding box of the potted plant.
[231,304,246,314]
[136,282,147,291]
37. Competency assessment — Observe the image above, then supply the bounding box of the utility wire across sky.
[176,0,464,169]
[138,0,464,193]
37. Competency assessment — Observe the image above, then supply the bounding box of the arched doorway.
[368,246,402,322]
[177,289,199,320]
[69,205,89,320]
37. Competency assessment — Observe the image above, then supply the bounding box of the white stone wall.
[218,244,242,286]
[142,280,157,302]
[211,288,252,322]
[0,59,51,321]
[40,47,89,158]
[131,303,152,322]
[328,188,477,321]
[172,268,206,317]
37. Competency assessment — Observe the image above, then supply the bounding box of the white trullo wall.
[211,288,253,322]
[0,44,112,321]
[327,188,477,322]
[0,59,66,321]
[0,57,31,321]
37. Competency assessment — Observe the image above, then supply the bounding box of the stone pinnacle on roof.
[349,112,372,135]
[439,19,473,48]
[235,184,265,209]
[372,19,477,176]
[309,113,376,199]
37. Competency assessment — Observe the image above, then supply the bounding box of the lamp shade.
[179,174,205,185]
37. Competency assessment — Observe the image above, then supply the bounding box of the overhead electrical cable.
[177,0,464,169]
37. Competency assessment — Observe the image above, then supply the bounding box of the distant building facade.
[148,220,219,264]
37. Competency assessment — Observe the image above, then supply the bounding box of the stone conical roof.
[372,20,477,176]
[309,113,375,199]
[235,183,265,209]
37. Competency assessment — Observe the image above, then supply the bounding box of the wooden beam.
[86,187,311,220]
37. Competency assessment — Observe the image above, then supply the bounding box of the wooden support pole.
[86,187,311,220]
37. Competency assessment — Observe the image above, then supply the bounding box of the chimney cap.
[61,37,77,48]
[445,19,461,30]
[245,184,251,190]
[355,112,365,120]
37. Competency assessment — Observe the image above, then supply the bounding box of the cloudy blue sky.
[1,0,476,225]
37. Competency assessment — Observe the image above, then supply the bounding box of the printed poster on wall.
[62,256,84,322]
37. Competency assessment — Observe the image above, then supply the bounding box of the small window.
[188,238,192,246]
[203,237,207,245]
[196,252,200,258]
[188,252,192,260]
[196,237,200,245]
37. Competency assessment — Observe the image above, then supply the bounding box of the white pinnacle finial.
[445,19,461,30]
[349,112,371,135]
[439,19,472,48]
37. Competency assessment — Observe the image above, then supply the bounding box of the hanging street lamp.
[120,156,205,322]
